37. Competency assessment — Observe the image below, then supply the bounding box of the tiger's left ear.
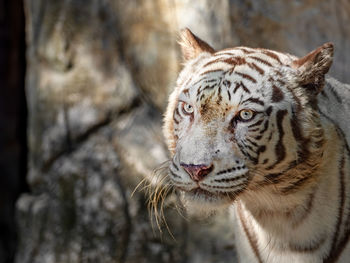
[292,43,334,94]
[179,28,215,61]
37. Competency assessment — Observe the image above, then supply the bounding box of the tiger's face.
[163,29,333,209]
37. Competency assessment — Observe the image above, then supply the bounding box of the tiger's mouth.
[182,186,245,204]
[189,187,216,198]
[170,161,252,205]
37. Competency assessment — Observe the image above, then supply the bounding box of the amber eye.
[182,103,194,115]
[239,109,254,121]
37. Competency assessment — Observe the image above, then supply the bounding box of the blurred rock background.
[0,0,349,262]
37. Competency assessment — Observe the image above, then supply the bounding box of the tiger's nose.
[180,163,214,181]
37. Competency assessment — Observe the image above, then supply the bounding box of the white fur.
[163,37,350,262]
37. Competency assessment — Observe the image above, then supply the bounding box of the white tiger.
[161,28,350,262]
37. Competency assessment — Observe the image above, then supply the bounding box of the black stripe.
[183,88,190,96]
[267,131,273,141]
[257,145,266,156]
[249,56,272,67]
[237,203,263,263]
[202,182,247,189]
[263,160,298,184]
[266,110,287,170]
[183,75,193,87]
[235,71,257,83]
[265,106,273,116]
[247,62,265,75]
[223,79,231,87]
[236,47,254,54]
[200,84,216,93]
[259,120,269,135]
[292,190,316,228]
[233,82,251,94]
[216,167,237,176]
[289,234,326,252]
[286,85,302,113]
[196,86,202,97]
[174,107,180,117]
[280,175,312,194]
[223,57,246,66]
[324,152,346,263]
[320,89,328,98]
[200,69,224,76]
[255,135,263,140]
[214,51,238,56]
[261,50,282,64]
[271,85,284,102]
[173,108,181,124]
[172,162,179,171]
[203,57,226,67]
[250,128,260,132]
[328,86,342,103]
[227,90,232,101]
[248,119,264,128]
[240,82,251,94]
[241,141,256,152]
[205,79,217,83]
[169,169,181,179]
[233,83,240,93]
[277,79,286,86]
[238,142,258,164]
[217,86,223,104]
[242,97,265,106]
[214,173,246,182]
[290,112,310,161]
[246,138,258,147]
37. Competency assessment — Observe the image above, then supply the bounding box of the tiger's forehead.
[178,47,295,91]
[177,46,295,107]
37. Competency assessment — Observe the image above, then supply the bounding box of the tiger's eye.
[239,109,254,121]
[183,103,194,115]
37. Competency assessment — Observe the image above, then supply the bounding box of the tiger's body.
[234,77,350,263]
[162,29,350,262]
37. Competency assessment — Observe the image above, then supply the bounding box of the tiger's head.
[163,28,333,211]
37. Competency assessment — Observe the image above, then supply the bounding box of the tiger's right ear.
[179,28,215,61]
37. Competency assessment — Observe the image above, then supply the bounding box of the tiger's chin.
[179,188,239,217]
